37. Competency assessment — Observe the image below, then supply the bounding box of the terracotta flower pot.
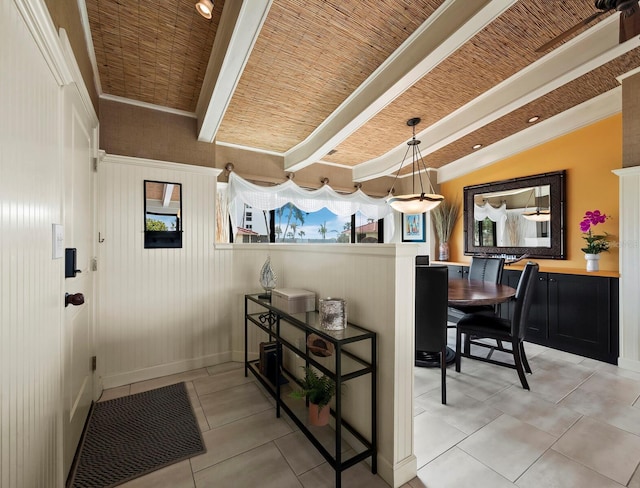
[308,403,330,426]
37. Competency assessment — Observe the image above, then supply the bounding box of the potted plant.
[431,199,460,261]
[290,366,336,426]
[580,209,610,272]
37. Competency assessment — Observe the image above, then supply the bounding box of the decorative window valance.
[227,172,393,236]
[474,202,507,222]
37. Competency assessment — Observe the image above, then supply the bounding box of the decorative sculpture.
[259,256,277,299]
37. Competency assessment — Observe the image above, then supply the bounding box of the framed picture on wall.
[402,213,425,242]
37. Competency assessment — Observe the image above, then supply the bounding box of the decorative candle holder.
[319,298,347,330]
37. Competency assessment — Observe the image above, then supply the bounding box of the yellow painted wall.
[441,115,621,272]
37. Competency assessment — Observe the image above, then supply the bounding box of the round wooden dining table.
[448,279,516,307]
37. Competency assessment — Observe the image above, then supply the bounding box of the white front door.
[62,83,96,476]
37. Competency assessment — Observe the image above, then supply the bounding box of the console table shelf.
[244,294,377,488]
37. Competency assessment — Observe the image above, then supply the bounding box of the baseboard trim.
[618,357,640,373]
[101,352,232,389]
[377,453,417,488]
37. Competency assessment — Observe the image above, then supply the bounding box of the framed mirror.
[464,171,566,259]
[144,180,182,248]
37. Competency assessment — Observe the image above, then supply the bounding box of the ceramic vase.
[585,253,600,272]
[308,403,330,426]
[438,242,450,261]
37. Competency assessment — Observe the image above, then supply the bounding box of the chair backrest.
[511,262,539,339]
[415,265,448,352]
[468,257,505,283]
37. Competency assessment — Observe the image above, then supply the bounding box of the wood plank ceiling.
[84,0,640,182]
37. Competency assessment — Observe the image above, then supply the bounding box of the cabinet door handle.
[538,277,546,281]
[548,278,556,282]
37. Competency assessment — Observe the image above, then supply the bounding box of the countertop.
[432,260,620,278]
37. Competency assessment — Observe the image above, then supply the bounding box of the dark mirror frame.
[464,170,566,259]
[144,179,183,249]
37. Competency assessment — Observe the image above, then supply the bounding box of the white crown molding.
[617,65,640,83]
[13,0,73,86]
[59,28,98,124]
[14,0,98,123]
[197,0,273,142]
[216,140,284,157]
[313,160,353,170]
[215,141,352,169]
[354,14,637,182]
[283,0,515,172]
[77,0,102,95]
[613,165,640,176]
[100,94,197,119]
[101,152,222,176]
[437,87,622,183]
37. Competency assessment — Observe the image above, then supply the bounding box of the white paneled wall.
[1,2,64,487]
[230,243,418,487]
[614,167,640,372]
[97,156,228,387]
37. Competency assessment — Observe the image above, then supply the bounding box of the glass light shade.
[387,193,444,214]
[195,0,213,19]
[522,210,551,222]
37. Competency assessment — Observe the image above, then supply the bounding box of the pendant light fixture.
[387,117,444,214]
[195,0,214,19]
[522,186,551,222]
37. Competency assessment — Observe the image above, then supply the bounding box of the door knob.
[65,293,85,307]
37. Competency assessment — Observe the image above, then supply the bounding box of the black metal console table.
[244,294,377,488]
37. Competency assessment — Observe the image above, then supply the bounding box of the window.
[353,211,382,243]
[232,203,383,244]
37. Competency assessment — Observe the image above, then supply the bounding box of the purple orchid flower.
[581,210,607,232]
[580,219,591,232]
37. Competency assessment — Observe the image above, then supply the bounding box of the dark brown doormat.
[68,382,205,488]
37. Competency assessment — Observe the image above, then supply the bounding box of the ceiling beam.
[437,87,622,183]
[282,0,516,173]
[196,0,273,142]
[355,14,640,182]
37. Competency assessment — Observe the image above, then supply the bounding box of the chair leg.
[512,339,530,390]
[441,346,447,405]
[464,333,471,356]
[455,328,462,372]
[519,342,532,374]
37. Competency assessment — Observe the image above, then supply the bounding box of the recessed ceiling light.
[527,115,540,123]
[195,0,214,19]
[472,144,483,150]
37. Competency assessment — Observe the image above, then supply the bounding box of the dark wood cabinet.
[446,265,469,279]
[500,269,618,364]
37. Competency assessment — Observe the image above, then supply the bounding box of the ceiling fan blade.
[535,10,609,53]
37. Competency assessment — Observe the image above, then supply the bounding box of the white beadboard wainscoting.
[231,244,418,488]
[96,155,229,388]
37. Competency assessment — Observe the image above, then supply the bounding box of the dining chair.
[448,256,506,324]
[455,262,539,390]
[415,264,449,404]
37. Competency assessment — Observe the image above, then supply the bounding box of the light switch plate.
[52,224,64,259]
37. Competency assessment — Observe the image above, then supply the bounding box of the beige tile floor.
[97,337,640,488]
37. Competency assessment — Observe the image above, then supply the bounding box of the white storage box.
[272,288,315,314]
